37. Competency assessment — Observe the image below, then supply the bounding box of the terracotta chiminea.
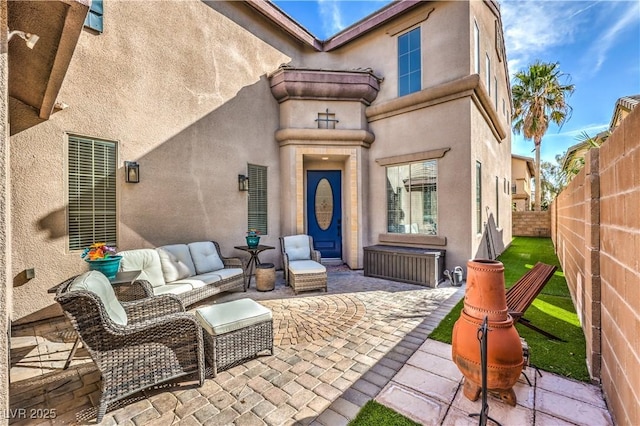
[451,259,524,406]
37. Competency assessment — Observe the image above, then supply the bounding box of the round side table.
[255,263,275,291]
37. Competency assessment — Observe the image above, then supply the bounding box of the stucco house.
[4,0,511,338]
[511,154,534,211]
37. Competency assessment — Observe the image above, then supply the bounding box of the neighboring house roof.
[511,154,535,176]
[609,94,640,130]
[560,130,608,172]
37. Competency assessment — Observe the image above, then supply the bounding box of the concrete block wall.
[551,106,640,426]
[512,211,551,237]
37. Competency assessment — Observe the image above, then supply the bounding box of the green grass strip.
[348,400,421,426]
[430,237,590,382]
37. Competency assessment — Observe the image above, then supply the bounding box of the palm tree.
[512,61,575,211]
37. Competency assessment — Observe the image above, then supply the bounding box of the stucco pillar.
[0,0,11,411]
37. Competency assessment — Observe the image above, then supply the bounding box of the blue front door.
[307,171,342,259]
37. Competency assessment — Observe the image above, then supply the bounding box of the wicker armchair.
[280,235,327,294]
[55,271,205,423]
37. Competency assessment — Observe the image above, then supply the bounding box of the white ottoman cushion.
[196,299,272,336]
[288,260,326,275]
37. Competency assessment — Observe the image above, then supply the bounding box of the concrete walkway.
[9,269,612,425]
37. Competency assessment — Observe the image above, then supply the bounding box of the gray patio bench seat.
[195,298,273,376]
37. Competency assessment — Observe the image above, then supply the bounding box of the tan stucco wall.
[9,0,512,322]
[1,0,10,411]
[10,0,296,322]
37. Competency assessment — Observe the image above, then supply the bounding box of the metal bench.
[506,262,562,341]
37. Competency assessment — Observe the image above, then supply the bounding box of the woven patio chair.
[279,234,327,294]
[55,271,205,423]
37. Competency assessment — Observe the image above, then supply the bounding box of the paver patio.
[9,267,611,425]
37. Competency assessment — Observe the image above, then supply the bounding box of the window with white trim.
[398,27,421,96]
[474,20,480,74]
[248,164,267,234]
[68,135,117,250]
[476,161,482,233]
[386,160,438,235]
[486,54,491,95]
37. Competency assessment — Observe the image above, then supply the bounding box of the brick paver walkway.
[10,269,463,425]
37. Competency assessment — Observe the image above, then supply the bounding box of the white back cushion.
[119,249,166,288]
[284,235,311,261]
[69,271,127,325]
[157,245,195,282]
[188,241,224,274]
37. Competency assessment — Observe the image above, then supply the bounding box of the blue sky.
[273,0,640,164]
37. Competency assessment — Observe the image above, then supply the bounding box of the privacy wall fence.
[550,106,639,426]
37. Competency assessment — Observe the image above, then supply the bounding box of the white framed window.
[68,135,117,250]
[248,164,267,234]
[474,20,480,74]
[476,161,482,233]
[485,54,491,95]
[494,77,498,108]
[398,27,421,96]
[386,160,438,235]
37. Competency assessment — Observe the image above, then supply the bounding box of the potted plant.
[81,242,121,279]
[246,229,261,248]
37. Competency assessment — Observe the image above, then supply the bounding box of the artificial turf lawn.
[348,400,421,426]
[429,237,590,382]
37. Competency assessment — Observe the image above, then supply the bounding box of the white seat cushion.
[157,246,194,282]
[188,241,224,274]
[119,249,166,288]
[157,244,196,277]
[69,271,127,326]
[284,235,311,261]
[189,272,223,286]
[214,268,244,281]
[288,260,326,274]
[152,283,194,296]
[195,299,272,336]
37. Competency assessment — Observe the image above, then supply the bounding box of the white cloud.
[501,1,592,74]
[586,1,640,73]
[318,0,346,36]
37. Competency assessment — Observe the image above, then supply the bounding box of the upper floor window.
[485,54,491,95]
[68,135,117,250]
[84,0,104,33]
[474,20,480,74]
[248,164,268,234]
[386,160,438,235]
[494,77,498,109]
[476,161,482,233]
[398,27,421,97]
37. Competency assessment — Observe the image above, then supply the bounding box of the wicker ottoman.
[255,263,275,291]
[195,299,273,376]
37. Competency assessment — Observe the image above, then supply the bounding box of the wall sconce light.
[8,30,40,49]
[238,174,249,191]
[125,161,140,183]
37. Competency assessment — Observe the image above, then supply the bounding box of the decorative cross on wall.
[316,109,339,129]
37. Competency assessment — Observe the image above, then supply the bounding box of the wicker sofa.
[55,271,205,422]
[119,241,245,307]
[280,234,327,294]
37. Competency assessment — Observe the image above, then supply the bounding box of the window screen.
[68,135,117,250]
[248,164,267,234]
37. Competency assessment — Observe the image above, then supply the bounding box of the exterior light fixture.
[8,30,40,49]
[238,174,249,191]
[125,161,140,183]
